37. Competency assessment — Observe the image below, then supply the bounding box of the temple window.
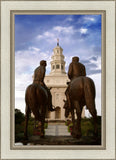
[56,64,60,69]
[55,107,61,119]
[61,65,63,70]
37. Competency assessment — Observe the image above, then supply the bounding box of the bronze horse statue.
[63,76,98,138]
[24,83,52,139]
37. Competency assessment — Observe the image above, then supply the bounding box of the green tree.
[15,109,25,124]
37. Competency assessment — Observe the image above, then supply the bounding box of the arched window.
[55,106,61,119]
[56,64,60,69]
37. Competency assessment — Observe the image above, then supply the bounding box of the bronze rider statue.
[65,56,86,108]
[33,60,55,111]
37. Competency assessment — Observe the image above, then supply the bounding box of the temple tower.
[50,39,66,75]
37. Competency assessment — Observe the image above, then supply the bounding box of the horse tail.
[84,77,96,110]
[84,77,98,135]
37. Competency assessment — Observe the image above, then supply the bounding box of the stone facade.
[45,75,69,120]
[45,39,85,121]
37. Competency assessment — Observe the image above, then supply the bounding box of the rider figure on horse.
[65,56,86,109]
[33,60,55,111]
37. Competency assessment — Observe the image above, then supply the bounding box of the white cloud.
[53,26,74,34]
[77,16,96,25]
[80,28,88,34]
[15,73,32,113]
[15,97,25,113]
[84,17,95,22]
[44,31,54,37]
[65,17,73,22]
[36,25,77,46]
[15,47,51,74]
[90,56,101,70]
[28,46,40,52]
[36,32,55,40]
[36,31,56,44]
[36,35,43,39]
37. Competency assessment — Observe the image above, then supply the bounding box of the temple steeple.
[50,39,66,75]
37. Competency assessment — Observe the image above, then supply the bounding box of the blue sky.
[15,15,101,117]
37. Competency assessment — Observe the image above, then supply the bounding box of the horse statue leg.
[72,101,82,139]
[71,108,75,136]
[24,105,30,140]
[40,105,46,138]
[71,107,75,124]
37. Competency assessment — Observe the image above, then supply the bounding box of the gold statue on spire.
[57,38,59,46]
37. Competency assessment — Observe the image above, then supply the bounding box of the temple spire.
[50,40,66,75]
[57,38,59,46]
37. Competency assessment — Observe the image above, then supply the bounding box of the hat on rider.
[72,56,79,62]
[40,60,47,66]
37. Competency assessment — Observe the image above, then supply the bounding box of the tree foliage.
[15,109,25,124]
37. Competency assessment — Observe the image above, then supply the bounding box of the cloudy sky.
[15,15,101,117]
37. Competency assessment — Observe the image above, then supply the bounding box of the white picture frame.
[0,0,116,159]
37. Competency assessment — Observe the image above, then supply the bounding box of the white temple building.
[45,39,85,121]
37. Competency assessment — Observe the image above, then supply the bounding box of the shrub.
[44,122,48,129]
[65,120,72,126]
[66,116,101,137]
[15,109,25,124]
[68,122,73,132]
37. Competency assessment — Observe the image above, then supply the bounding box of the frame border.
[10,10,106,150]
